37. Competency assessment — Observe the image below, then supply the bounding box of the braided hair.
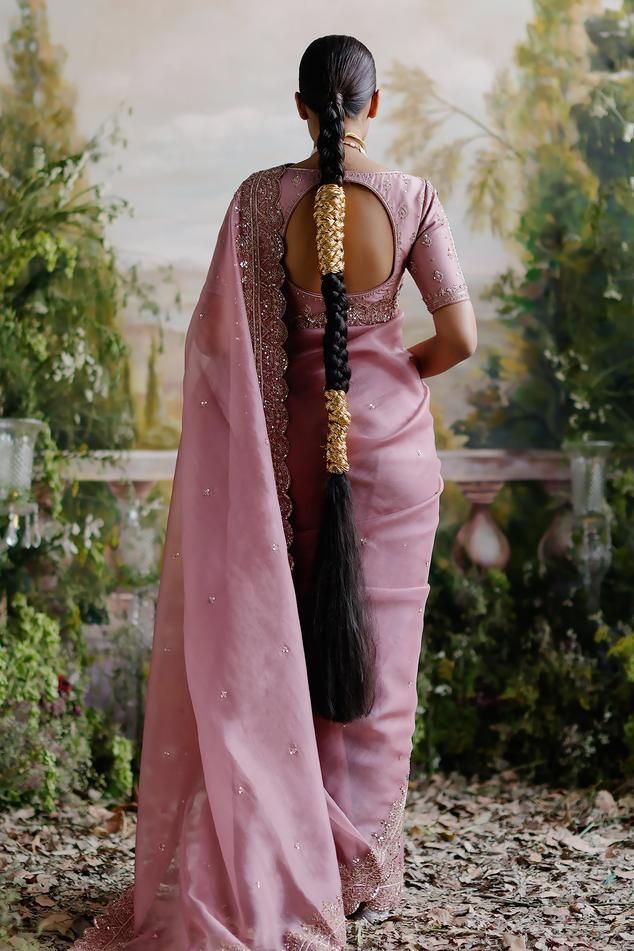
[297,35,378,723]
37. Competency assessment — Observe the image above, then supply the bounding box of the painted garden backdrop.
[0,0,632,847]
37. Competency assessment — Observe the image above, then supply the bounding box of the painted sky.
[0,0,535,281]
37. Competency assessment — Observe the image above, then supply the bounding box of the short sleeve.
[406,180,470,315]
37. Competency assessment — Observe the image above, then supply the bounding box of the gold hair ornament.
[313,183,352,474]
[324,388,352,474]
[313,183,346,276]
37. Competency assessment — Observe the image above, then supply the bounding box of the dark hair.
[297,35,378,723]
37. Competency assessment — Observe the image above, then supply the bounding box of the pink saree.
[73,163,470,950]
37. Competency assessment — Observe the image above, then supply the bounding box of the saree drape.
[72,162,470,951]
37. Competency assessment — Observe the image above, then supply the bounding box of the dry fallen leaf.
[595,789,618,816]
[0,773,632,951]
[38,910,75,934]
[502,932,527,950]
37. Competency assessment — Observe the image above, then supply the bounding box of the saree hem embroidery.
[339,782,408,916]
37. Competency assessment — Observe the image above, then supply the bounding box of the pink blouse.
[407,180,471,314]
[279,167,470,328]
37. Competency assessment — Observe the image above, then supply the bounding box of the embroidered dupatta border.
[235,164,295,568]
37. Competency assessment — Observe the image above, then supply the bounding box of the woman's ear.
[295,92,309,120]
[368,88,380,119]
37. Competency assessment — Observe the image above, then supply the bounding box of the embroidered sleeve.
[406,180,470,315]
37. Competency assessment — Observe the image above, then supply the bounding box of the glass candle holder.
[0,418,46,551]
[562,439,613,610]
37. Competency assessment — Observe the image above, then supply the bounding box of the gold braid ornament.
[324,388,352,474]
[313,182,352,474]
[314,183,346,276]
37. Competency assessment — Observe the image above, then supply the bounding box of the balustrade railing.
[0,447,569,735]
[60,448,573,572]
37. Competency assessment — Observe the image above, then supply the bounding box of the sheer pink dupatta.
[74,167,347,950]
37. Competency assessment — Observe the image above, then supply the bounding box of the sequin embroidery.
[283,893,346,950]
[72,884,343,950]
[293,285,403,330]
[236,165,295,568]
[71,886,134,950]
[338,782,408,915]
[424,281,470,313]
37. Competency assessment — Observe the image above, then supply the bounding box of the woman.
[74,33,476,951]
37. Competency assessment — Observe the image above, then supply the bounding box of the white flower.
[83,514,104,549]
[32,146,46,171]
[571,393,590,410]
[623,122,634,143]
[58,524,80,558]
[52,350,78,383]
[603,278,623,301]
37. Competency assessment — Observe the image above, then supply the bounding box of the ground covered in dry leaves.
[0,772,632,950]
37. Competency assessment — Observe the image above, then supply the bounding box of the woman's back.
[279,162,469,329]
[283,160,397,296]
[279,160,448,574]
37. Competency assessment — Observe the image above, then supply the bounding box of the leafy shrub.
[415,469,634,786]
[0,594,92,810]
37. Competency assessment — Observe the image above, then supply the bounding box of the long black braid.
[297,36,378,723]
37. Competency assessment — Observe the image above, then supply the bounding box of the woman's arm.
[407,298,478,378]
[405,179,477,378]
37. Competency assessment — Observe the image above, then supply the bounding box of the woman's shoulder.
[236,161,431,186]
[231,163,434,227]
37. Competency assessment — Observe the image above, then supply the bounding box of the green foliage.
[0,144,136,453]
[138,334,180,448]
[388,1,633,450]
[86,708,134,801]
[0,0,79,167]
[0,0,168,810]
[0,594,92,810]
[415,469,634,786]
[460,3,633,448]
[143,336,160,434]
[0,594,137,810]
[393,0,634,786]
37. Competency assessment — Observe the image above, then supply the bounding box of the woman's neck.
[290,146,394,174]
